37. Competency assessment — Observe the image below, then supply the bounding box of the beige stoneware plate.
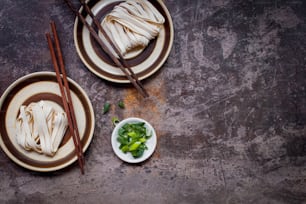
[0,72,95,172]
[74,0,174,83]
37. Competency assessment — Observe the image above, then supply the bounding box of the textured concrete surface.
[1,0,306,203]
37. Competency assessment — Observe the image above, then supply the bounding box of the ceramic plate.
[111,117,157,163]
[0,72,95,172]
[73,0,174,83]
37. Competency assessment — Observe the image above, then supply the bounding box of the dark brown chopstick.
[64,0,149,98]
[79,0,127,63]
[46,21,85,174]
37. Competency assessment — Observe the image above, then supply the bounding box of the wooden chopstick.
[79,0,124,60]
[50,21,85,173]
[64,0,149,98]
[46,21,85,174]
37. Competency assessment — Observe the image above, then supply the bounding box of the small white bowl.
[111,117,157,163]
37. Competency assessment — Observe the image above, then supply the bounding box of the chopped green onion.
[118,100,125,109]
[103,102,110,114]
[112,117,120,126]
[117,122,150,158]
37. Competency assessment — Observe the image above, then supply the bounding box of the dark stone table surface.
[1,0,306,203]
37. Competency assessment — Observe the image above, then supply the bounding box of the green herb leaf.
[118,100,125,109]
[117,136,128,145]
[120,145,129,153]
[131,144,146,158]
[103,102,110,114]
[129,141,141,151]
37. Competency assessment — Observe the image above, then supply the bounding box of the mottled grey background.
[1,0,306,203]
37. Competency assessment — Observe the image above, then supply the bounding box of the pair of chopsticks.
[46,21,85,174]
[64,0,149,98]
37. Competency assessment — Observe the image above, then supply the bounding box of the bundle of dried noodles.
[15,100,68,156]
[101,0,165,58]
